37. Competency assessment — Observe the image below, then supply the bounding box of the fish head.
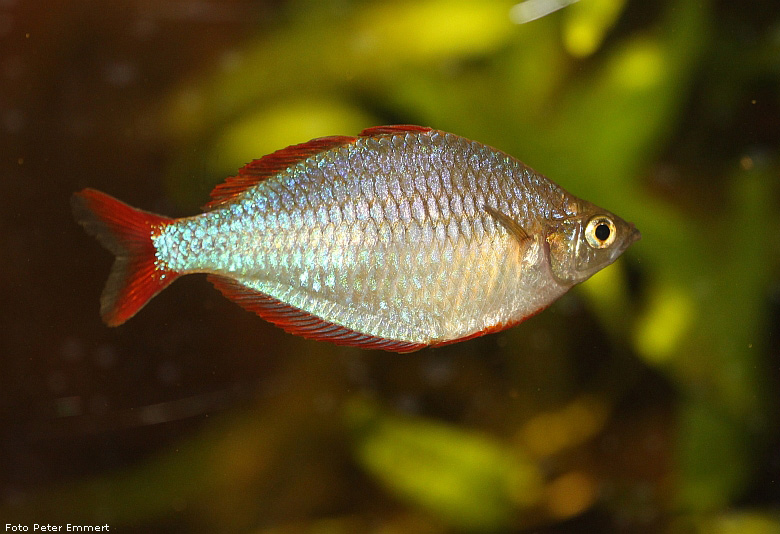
[545,202,640,286]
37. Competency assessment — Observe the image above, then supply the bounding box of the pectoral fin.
[483,204,533,247]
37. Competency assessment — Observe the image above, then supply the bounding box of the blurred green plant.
[161,0,778,526]
[672,510,780,534]
[18,0,780,531]
[345,396,543,531]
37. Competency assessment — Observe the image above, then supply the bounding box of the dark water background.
[2,1,780,532]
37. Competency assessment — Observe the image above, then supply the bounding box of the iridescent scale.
[152,130,576,344]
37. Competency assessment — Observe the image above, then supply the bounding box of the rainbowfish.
[72,125,639,352]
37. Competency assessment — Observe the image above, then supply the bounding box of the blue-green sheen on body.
[153,131,575,344]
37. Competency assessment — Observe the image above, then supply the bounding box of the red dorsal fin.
[359,125,432,137]
[204,135,357,210]
[208,275,426,353]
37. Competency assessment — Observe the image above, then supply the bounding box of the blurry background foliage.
[3,0,780,532]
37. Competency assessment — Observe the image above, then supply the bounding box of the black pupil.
[595,223,611,241]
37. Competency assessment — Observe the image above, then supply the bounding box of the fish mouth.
[628,223,641,245]
[609,222,641,262]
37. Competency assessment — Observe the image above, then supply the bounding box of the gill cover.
[546,209,640,285]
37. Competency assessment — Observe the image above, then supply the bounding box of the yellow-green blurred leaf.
[686,511,780,534]
[563,0,627,57]
[165,0,517,144]
[166,98,374,206]
[345,396,543,531]
[634,283,695,365]
[675,398,753,512]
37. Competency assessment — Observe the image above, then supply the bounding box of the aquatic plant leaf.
[345,397,543,531]
[562,0,627,57]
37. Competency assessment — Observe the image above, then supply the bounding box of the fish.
[72,125,640,352]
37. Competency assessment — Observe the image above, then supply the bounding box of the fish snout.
[628,223,641,244]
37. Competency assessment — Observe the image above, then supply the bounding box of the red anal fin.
[208,275,426,353]
[71,189,180,326]
[359,125,432,137]
[430,305,550,348]
[429,322,515,348]
[204,135,357,210]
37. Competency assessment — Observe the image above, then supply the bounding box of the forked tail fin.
[71,188,180,326]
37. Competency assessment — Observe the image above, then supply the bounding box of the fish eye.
[585,216,617,249]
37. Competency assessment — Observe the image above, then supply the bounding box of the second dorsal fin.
[204,135,356,210]
[359,125,432,137]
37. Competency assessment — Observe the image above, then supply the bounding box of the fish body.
[72,125,639,352]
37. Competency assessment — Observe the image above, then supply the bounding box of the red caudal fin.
[71,189,180,326]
